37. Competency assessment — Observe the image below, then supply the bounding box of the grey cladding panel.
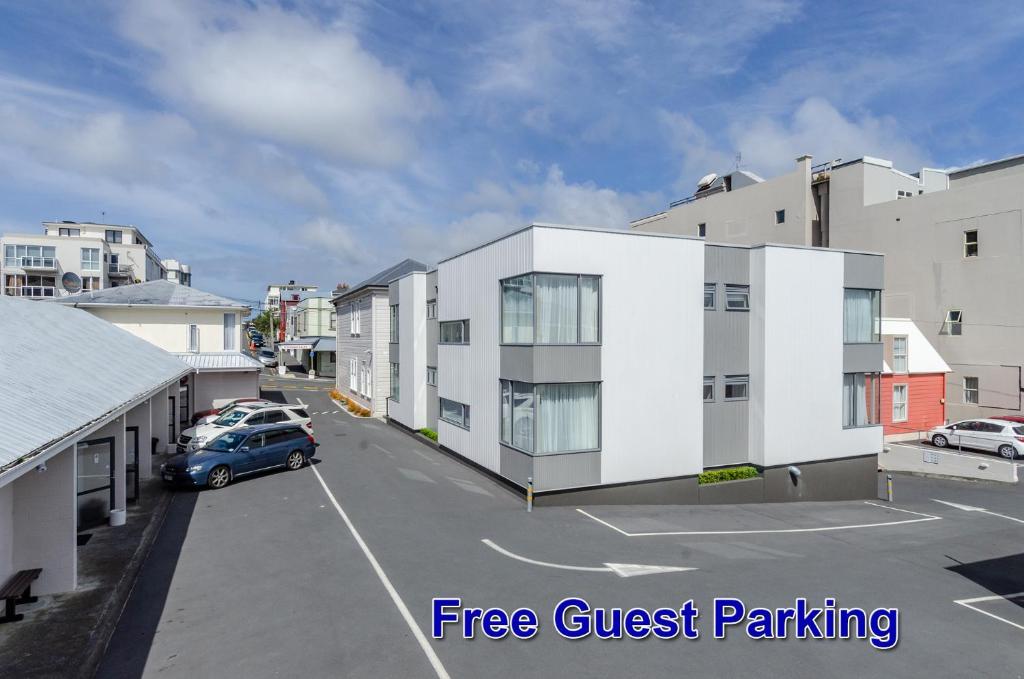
[844,253,884,289]
[843,342,883,373]
[388,283,399,305]
[535,452,601,490]
[705,245,751,285]
[389,343,399,363]
[703,400,750,467]
[500,345,601,383]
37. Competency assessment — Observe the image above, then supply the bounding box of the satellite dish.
[697,173,718,190]
[62,272,82,293]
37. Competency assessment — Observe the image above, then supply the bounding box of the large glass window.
[499,380,599,454]
[5,245,55,267]
[390,363,400,401]
[440,398,470,429]
[892,336,908,373]
[843,289,881,343]
[390,305,399,343]
[81,248,100,271]
[440,320,469,344]
[842,373,881,427]
[223,313,237,351]
[500,273,600,344]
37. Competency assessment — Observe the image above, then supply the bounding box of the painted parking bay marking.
[576,501,941,537]
[481,539,695,578]
[932,499,1024,525]
[954,592,1024,632]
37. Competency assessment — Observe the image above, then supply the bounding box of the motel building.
[0,297,192,596]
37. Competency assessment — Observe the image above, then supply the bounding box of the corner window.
[426,366,437,387]
[703,376,714,402]
[390,363,400,402]
[892,384,908,423]
[724,375,748,401]
[963,376,979,404]
[698,223,706,237]
[964,230,978,258]
[440,398,470,429]
[704,284,716,310]
[892,336,908,373]
[843,289,881,342]
[500,380,599,454]
[426,299,437,319]
[775,209,785,225]
[500,273,600,344]
[842,373,881,427]
[440,320,470,344]
[390,304,399,343]
[725,284,749,311]
[942,310,962,336]
[105,229,123,244]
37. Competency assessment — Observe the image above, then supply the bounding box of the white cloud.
[118,0,438,167]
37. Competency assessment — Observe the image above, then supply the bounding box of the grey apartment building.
[632,153,1024,422]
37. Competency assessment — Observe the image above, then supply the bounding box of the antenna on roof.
[734,152,743,171]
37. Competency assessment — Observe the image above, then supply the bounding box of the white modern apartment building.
[386,223,884,504]
[632,152,1024,422]
[1,221,185,298]
[332,260,429,415]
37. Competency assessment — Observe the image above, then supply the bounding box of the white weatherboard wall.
[389,272,428,430]
[194,371,259,412]
[752,246,880,467]
[438,229,534,473]
[533,228,705,483]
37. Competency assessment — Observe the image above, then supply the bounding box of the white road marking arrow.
[932,499,1024,525]
[481,539,695,578]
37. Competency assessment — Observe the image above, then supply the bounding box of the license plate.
[163,473,173,481]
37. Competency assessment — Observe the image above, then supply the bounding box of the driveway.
[97,383,1024,678]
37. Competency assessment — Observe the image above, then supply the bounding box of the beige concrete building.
[632,153,1024,421]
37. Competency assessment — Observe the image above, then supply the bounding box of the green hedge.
[419,428,438,442]
[698,466,759,485]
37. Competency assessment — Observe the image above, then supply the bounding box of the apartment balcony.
[4,285,56,298]
[107,263,134,278]
[17,256,57,272]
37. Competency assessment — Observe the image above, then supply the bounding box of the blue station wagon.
[161,423,319,489]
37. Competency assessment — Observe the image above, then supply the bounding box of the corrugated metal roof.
[173,352,263,372]
[54,279,248,309]
[0,297,192,475]
[334,259,429,301]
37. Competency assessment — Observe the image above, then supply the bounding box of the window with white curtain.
[843,289,881,343]
[499,380,599,454]
[892,384,908,422]
[500,273,600,344]
[223,313,237,351]
[843,372,880,427]
[440,398,470,429]
[892,336,908,373]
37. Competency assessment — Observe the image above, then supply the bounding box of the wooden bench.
[0,568,42,623]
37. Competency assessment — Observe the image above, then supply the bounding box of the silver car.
[929,419,1024,459]
[257,349,278,367]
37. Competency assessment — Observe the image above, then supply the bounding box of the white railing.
[5,285,57,298]
[18,256,56,269]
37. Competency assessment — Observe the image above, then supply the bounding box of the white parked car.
[928,419,1024,459]
[193,400,275,426]
[178,404,312,453]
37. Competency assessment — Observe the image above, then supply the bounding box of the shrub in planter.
[347,401,358,413]
[329,388,343,401]
[419,428,438,442]
[697,466,759,485]
[358,406,371,417]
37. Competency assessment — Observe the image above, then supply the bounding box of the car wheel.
[932,434,948,448]
[998,444,1017,460]
[207,465,231,489]
[286,450,305,470]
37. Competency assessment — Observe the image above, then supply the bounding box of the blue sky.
[1,1,1021,306]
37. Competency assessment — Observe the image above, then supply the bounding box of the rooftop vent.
[696,173,718,191]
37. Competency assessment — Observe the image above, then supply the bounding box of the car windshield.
[213,409,251,426]
[260,350,274,357]
[203,432,247,452]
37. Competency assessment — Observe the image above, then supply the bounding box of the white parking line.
[954,592,1024,631]
[481,539,694,577]
[576,501,942,537]
[310,464,451,679]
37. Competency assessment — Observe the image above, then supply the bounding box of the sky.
[1,1,1022,307]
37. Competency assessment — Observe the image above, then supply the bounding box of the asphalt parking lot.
[96,382,1024,678]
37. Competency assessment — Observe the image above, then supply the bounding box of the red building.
[880,319,950,440]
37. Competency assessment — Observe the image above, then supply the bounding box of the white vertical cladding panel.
[533,228,705,484]
[747,249,767,467]
[391,273,428,429]
[437,229,533,473]
[759,247,882,466]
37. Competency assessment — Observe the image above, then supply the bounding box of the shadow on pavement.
[94,490,199,679]
[947,552,1024,607]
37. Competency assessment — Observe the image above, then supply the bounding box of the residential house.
[333,259,429,416]
[279,296,338,377]
[631,152,1024,422]
[54,280,262,439]
[162,259,192,286]
[1,297,192,595]
[880,318,951,440]
[387,223,883,503]
[1,221,181,299]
